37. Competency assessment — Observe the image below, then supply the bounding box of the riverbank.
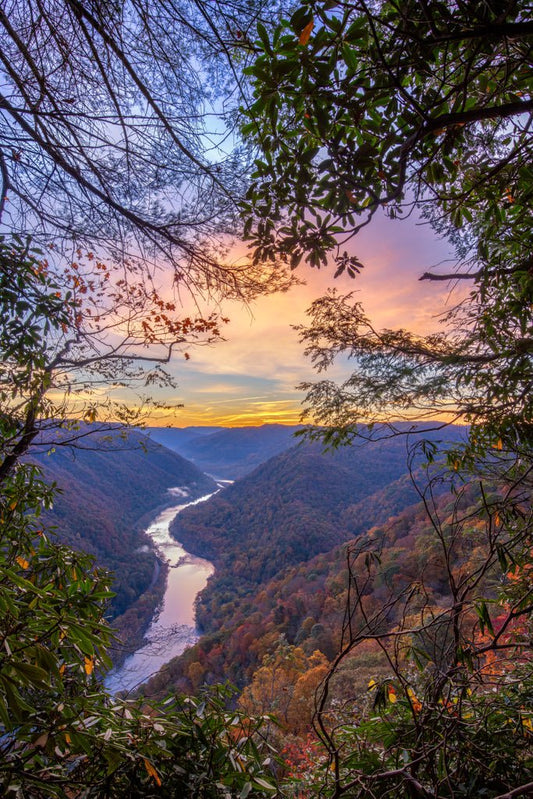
[105,492,216,695]
[109,556,168,669]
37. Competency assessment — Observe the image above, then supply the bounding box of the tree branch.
[493,782,533,799]
[423,99,533,134]
[419,270,483,281]
[66,0,235,203]
[426,20,533,45]
[0,392,42,484]
[0,148,9,223]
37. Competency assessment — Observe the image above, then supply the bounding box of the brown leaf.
[299,20,314,45]
[34,732,49,748]
[144,759,162,786]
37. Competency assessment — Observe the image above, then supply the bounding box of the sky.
[145,211,457,428]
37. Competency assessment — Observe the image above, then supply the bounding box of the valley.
[7,418,532,797]
[146,423,304,479]
[28,426,216,656]
[34,421,472,700]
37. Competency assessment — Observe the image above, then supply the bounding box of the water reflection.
[105,492,215,695]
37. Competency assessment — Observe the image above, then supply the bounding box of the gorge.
[105,491,216,695]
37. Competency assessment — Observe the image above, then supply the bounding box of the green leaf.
[256,23,272,54]
[253,777,277,791]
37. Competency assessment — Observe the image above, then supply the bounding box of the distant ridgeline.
[146,423,304,479]
[142,424,468,696]
[28,425,216,640]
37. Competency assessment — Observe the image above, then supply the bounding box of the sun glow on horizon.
[74,211,458,427]
[146,397,306,428]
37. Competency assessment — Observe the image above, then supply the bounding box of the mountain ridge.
[29,427,217,649]
[147,423,303,478]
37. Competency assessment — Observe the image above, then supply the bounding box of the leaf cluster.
[241,0,532,274]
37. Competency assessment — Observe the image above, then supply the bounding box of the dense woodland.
[170,428,464,626]
[0,0,531,796]
[148,474,504,706]
[33,428,215,619]
[142,428,467,692]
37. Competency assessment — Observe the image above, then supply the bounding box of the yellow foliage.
[239,643,329,733]
[407,688,422,713]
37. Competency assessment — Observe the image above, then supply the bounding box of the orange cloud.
[125,212,461,428]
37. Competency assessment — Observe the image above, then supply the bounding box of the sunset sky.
[146,210,457,428]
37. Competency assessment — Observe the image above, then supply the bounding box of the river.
[105,490,216,695]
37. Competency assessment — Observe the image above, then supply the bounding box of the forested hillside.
[143,466,486,697]
[171,436,412,596]
[31,428,216,621]
[142,428,467,693]
[171,427,466,604]
[148,423,303,478]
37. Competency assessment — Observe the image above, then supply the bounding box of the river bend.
[105,490,215,695]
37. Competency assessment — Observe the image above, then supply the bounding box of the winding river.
[105,489,216,695]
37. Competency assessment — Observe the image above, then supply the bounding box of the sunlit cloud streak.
[148,212,458,427]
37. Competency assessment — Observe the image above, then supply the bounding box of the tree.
[0,1,302,481]
[0,0,291,300]
[0,245,279,797]
[0,0,302,470]
[307,463,533,799]
[240,2,533,796]
[239,638,329,734]
[242,0,531,271]
[240,0,532,451]
[0,236,229,485]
